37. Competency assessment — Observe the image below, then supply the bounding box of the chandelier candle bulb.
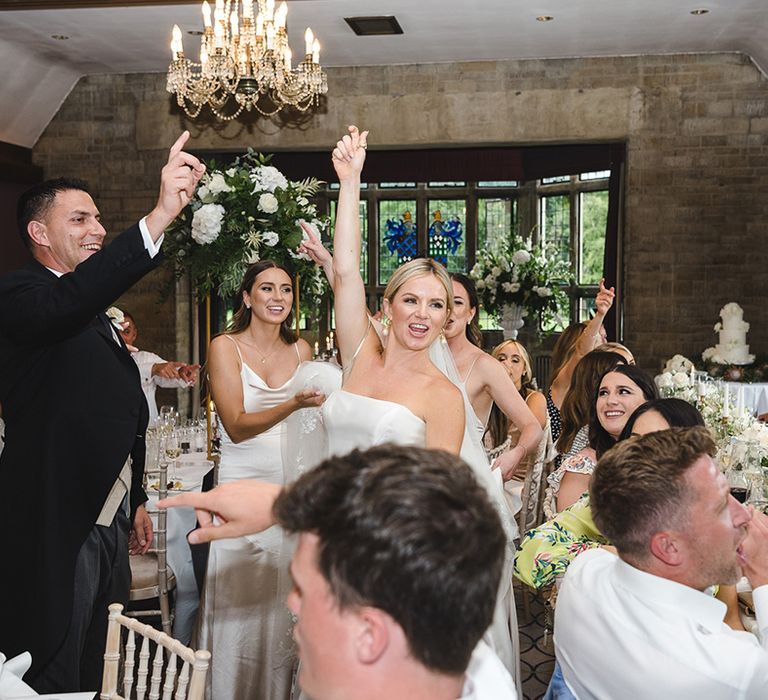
[202,1,212,28]
[171,25,184,59]
[276,2,287,29]
[312,38,320,63]
[305,27,313,55]
[243,0,253,19]
[266,0,274,21]
[231,11,239,36]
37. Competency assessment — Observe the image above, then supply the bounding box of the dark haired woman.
[199,260,322,700]
[545,364,659,515]
[444,273,542,481]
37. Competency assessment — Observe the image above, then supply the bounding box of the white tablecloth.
[145,453,213,644]
[724,382,768,416]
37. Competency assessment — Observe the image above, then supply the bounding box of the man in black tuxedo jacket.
[0,132,205,692]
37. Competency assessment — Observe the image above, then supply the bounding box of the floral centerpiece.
[470,233,570,339]
[655,354,697,401]
[163,150,330,310]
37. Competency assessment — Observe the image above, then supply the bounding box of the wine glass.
[726,468,750,504]
[164,431,182,489]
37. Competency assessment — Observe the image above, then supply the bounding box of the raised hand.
[146,131,206,239]
[331,125,369,182]
[297,220,332,268]
[595,278,615,316]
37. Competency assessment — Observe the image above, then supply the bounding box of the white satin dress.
[321,385,520,694]
[197,337,300,700]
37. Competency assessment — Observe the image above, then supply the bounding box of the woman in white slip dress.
[199,261,323,700]
[299,126,523,696]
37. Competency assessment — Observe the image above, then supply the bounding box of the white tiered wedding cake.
[702,302,755,366]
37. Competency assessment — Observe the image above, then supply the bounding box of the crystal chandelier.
[167,0,328,121]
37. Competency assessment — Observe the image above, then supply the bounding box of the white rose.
[491,266,502,277]
[475,279,486,289]
[208,172,232,194]
[258,192,279,214]
[672,372,690,388]
[512,250,531,265]
[536,286,552,297]
[262,230,279,247]
[191,203,225,245]
[656,372,674,389]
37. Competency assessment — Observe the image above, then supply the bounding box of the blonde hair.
[491,340,534,393]
[383,259,454,319]
[595,342,634,364]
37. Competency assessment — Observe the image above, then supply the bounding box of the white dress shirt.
[555,548,768,699]
[459,640,518,699]
[131,349,189,424]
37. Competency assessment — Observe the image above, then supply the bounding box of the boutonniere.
[106,306,126,331]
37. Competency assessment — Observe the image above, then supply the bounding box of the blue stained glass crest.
[428,210,463,266]
[383,210,418,266]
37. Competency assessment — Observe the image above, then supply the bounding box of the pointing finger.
[169,130,190,161]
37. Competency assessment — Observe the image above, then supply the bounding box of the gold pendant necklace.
[239,336,280,364]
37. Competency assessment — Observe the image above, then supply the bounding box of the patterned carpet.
[515,581,556,700]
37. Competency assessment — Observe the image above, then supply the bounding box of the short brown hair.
[590,426,716,561]
[273,444,505,675]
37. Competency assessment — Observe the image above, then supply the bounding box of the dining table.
[724,381,768,417]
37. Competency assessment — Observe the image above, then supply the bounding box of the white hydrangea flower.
[191,203,225,244]
[663,354,693,373]
[258,192,279,214]
[262,230,279,247]
[512,250,531,265]
[656,372,674,389]
[208,172,232,194]
[250,165,288,193]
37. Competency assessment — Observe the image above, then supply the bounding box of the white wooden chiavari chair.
[101,603,210,700]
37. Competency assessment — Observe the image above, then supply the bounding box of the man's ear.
[649,530,684,567]
[27,220,48,248]
[354,607,390,665]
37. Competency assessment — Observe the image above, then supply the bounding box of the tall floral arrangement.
[470,233,570,331]
[163,150,330,308]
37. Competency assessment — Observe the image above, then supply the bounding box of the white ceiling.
[1,0,767,147]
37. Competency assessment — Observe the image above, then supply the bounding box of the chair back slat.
[149,644,164,700]
[101,604,210,700]
[162,652,177,700]
[175,661,190,700]
[124,629,136,699]
[137,635,150,700]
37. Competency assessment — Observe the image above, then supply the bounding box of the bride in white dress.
[302,126,521,691]
[199,261,324,700]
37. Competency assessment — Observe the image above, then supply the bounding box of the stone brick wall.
[32,53,768,375]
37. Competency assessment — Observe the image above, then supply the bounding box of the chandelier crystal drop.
[167,0,328,120]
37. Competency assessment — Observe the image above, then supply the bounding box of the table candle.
[737,385,745,417]
[690,364,696,385]
[722,384,730,418]
[314,341,319,357]
[698,381,706,398]
[325,334,331,351]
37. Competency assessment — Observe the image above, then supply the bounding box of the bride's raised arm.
[329,125,371,367]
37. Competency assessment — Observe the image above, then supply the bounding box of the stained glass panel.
[427,199,466,272]
[478,197,516,254]
[379,200,417,285]
[330,199,368,284]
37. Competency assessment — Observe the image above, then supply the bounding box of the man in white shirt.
[162,445,518,699]
[554,426,768,699]
[118,311,198,424]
